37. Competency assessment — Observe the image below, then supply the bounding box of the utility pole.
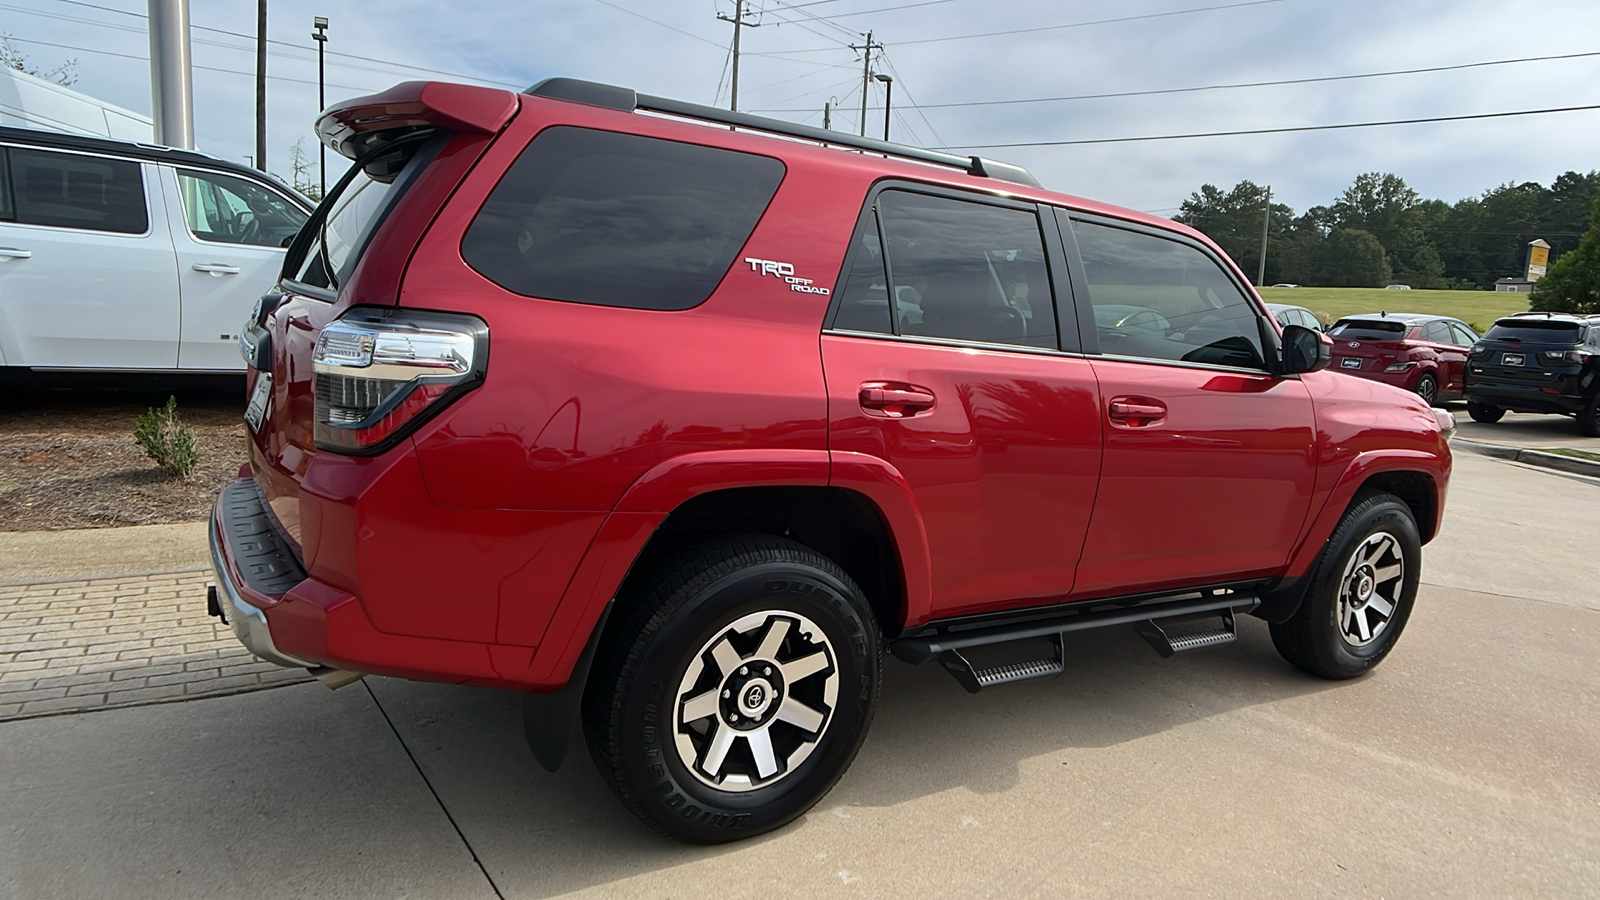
[717,0,760,112]
[849,31,882,137]
[255,0,266,172]
[1256,184,1272,287]
[147,0,195,148]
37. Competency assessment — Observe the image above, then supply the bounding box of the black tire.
[1580,391,1600,438]
[1466,401,1504,424]
[582,534,880,843]
[1270,491,1421,679]
[1413,372,1438,406]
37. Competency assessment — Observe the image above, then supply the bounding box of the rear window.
[1329,319,1408,340]
[7,147,147,234]
[1484,320,1583,343]
[461,126,785,311]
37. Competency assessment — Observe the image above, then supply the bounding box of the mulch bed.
[0,387,249,531]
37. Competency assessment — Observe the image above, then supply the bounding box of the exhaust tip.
[308,666,366,690]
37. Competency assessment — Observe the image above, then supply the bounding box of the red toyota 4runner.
[209,78,1455,843]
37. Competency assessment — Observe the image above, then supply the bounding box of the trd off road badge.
[743,257,832,296]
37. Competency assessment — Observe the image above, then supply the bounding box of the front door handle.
[193,264,241,275]
[0,247,32,259]
[1108,396,1167,426]
[860,382,936,418]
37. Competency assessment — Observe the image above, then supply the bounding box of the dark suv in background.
[1464,312,1600,435]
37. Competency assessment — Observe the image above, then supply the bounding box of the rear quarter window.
[461,127,785,311]
[8,147,147,234]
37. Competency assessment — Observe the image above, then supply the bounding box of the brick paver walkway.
[0,569,310,720]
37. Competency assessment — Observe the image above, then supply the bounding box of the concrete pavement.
[1,448,1596,898]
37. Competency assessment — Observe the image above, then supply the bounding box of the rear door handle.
[193,264,241,275]
[0,247,32,259]
[860,381,936,418]
[1108,396,1167,425]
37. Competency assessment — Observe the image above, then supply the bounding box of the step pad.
[1137,610,1238,658]
[1165,629,1236,653]
[937,637,1064,694]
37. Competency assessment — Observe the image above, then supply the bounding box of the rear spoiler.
[315,81,519,160]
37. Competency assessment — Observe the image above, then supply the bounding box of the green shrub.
[134,396,199,478]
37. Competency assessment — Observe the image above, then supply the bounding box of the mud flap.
[522,601,613,772]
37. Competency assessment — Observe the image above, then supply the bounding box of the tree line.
[1174,171,1600,291]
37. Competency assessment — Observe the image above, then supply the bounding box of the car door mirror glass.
[1282,324,1330,374]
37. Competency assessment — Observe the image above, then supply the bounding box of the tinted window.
[177,169,306,247]
[1484,320,1582,343]
[462,127,785,311]
[0,151,12,221]
[1329,319,1408,340]
[9,147,147,233]
[1073,220,1265,369]
[1422,320,1451,343]
[831,208,892,334]
[1449,322,1479,345]
[294,172,393,288]
[877,190,1056,348]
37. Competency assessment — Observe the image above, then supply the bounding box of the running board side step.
[891,593,1257,692]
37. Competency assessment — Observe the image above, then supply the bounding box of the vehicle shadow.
[365,615,1342,898]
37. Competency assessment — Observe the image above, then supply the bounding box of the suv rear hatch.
[1327,318,1413,373]
[1469,319,1588,384]
[242,82,518,551]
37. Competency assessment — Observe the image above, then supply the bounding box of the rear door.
[822,185,1102,618]
[161,165,309,370]
[0,145,179,368]
[1421,318,1468,398]
[1061,213,1316,597]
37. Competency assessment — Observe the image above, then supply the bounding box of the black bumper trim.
[217,479,307,597]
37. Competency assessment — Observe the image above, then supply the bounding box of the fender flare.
[1257,449,1445,622]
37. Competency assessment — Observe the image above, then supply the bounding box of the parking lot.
[2,445,1596,899]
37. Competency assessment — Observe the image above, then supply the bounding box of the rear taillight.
[1469,344,1492,359]
[311,308,487,454]
[1541,349,1591,364]
[1374,341,1410,351]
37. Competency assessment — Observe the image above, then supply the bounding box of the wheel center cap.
[1353,566,1375,604]
[738,678,775,717]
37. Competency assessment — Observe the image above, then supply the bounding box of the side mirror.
[1282,324,1332,374]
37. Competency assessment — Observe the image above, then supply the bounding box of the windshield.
[1329,319,1408,340]
[1484,321,1582,343]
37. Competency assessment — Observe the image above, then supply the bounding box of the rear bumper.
[1463,382,1585,414]
[208,480,314,669]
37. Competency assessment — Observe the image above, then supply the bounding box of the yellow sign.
[1530,246,1549,268]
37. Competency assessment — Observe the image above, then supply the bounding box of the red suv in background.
[209,78,1454,842]
[1325,313,1479,405]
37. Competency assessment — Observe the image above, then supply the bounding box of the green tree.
[1314,228,1391,287]
[1174,180,1292,282]
[1530,196,1600,314]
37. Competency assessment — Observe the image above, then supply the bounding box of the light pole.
[311,15,328,197]
[873,73,892,142]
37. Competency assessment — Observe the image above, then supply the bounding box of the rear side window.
[0,151,12,220]
[462,127,785,311]
[1073,220,1265,369]
[869,190,1057,349]
[1422,320,1451,343]
[1484,320,1582,343]
[1329,319,1409,340]
[8,147,147,234]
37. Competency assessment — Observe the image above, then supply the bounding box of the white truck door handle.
[193,264,241,275]
[0,247,32,259]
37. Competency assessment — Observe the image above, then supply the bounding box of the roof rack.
[525,77,1041,189]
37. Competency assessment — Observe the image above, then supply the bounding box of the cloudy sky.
[7,0,1599,215]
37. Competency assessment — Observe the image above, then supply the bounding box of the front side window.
[1072,220,1265,369]
[176,169,307,247]
[1449,322,1479,346]
[8,147,147,234]
[0,151,12,221]
[461,127,785,311]
[874,190,1057,348]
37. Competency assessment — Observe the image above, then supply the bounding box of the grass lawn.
[1256,287,1532,333]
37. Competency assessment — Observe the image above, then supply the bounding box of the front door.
[161,166,308,370]
[0,147,178,368]
[1062,214,1316,597]
[822,187,1102,619]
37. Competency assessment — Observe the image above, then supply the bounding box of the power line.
[750,50,1600,112]
[791,0,959,21]
[937,103,1600,149]
[765,0,1288,53]
[590,0,728,49]
[3,34,375,93]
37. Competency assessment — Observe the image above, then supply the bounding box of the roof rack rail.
[524,77,1041,189]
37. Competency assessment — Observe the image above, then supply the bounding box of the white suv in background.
[0,126,312,374]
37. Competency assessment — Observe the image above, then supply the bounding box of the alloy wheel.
[1337,532,1404,647]
[673,610,838,792]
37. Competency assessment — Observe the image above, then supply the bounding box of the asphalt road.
[3,448,1597,899]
